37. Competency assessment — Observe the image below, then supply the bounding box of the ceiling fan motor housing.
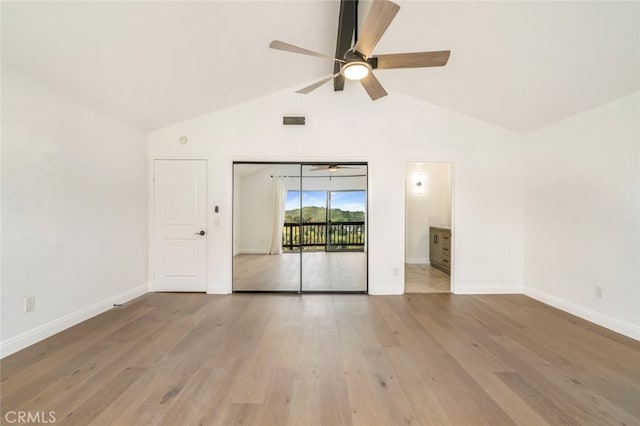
[344,49,365,62]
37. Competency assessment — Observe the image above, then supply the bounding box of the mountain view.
[285,190,366,223]
[284,206,365,223]
[283,191,366,251]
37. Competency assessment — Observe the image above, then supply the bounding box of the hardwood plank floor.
[1,293,639,425]
[233,252,367,292]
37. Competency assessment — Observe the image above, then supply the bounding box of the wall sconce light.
[416,173,424,195]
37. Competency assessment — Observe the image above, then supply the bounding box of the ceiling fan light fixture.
[269,0,450,100]
[341,61,371,80]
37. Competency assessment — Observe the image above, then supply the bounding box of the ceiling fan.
[269,0,450,101]
[308,164,360,172]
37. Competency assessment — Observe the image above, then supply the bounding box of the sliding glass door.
[327,190,367,252]
[232,162,367,293]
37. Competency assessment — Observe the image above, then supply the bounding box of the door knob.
[195,230,206,236]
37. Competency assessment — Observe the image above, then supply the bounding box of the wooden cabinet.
[429,227,451,274]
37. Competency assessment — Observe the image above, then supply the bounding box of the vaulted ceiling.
[2,1,638,134]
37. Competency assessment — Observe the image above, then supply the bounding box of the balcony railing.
[283,221,365,251]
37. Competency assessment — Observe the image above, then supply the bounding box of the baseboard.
[0,284,148,359]
[207,282,232,294]
[523,286,640,341]
[406,258,430,265]
[454,285,522,295]
[236,249,268,255]
[370,288,404,295]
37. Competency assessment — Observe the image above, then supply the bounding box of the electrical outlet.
[595,286,604,299]
[24,297,36,312]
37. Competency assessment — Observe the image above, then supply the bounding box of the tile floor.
[404,263,450,293]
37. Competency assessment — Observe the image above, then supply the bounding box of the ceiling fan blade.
[308,164,361,172]
[269,40,344,63]
[360,72,387,100]
[373,51,451,69]
[296,73,341,94]
[353,0,400,58]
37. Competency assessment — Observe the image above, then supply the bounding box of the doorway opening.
[404,162,453,293]
[232,162,368,293]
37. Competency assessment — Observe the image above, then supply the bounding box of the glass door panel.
[327,190,367,251]
[301,164,368,292]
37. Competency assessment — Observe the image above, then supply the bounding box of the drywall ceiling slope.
[3,1,639,134]
[1,1,339,131]
[372,1,640,134]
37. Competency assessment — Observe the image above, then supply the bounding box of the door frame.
[231,161,369,294]
[403,160,456,294]
[150,158,208,292]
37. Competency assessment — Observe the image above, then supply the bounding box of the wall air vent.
[283,116,306,126]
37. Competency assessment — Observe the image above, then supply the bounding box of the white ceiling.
[3,1,638,134]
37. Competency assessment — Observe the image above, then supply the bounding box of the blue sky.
[285,191,365,212]
[329,191,366,212]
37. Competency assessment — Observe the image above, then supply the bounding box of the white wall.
[405,162,452,264]
[285,175,367,192]
[149,85,524,295]
[235,166,275,254]
[523,92,640,340]
[1,69,148,357]
[232,171,242,256]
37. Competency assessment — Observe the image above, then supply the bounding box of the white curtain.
[268,177,287,255]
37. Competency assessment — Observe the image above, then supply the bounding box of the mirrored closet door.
[300,164,368,292]
[232,162,367,293]
[232,163,301,291]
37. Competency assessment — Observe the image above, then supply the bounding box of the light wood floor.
[233,252,367,292]
[405,264,450,293]
[2,293,639,425]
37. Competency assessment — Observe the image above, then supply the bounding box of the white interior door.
[153,159,207,292]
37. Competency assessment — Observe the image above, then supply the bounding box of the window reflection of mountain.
[284,206,365,223]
